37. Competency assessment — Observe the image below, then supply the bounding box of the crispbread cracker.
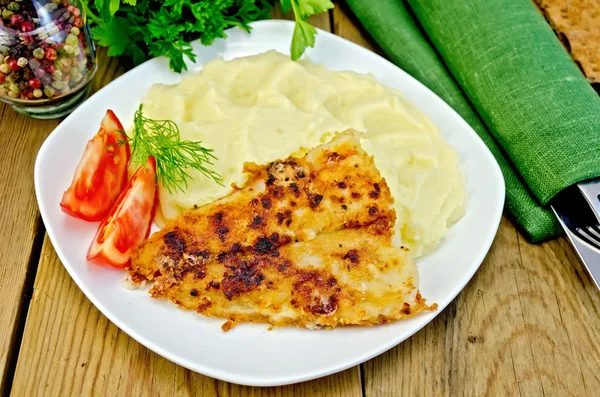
[535,0,600,85]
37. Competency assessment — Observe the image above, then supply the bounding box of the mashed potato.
[141,51,465,257]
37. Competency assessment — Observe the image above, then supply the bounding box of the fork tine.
[588,226,600,241]
[591,224,600,234]
[584,226,600,248]
[576,227,600,249]
[575,227,600,247]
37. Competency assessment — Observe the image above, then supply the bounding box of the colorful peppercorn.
[51,80,63,90]
[22,89,34,99]
[43,86,55,97]
[65,34,78,47]
[20,21,34,32]
[7,2,20,12]
[33,48,45,60]
[29,78,41,89]
[0,1,95,103]
[9,13,23,26]
[8,58,20,71]
[45,48,57,61]
[70,68,81,81]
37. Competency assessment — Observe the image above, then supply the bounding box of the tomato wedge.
[60,110,130,221]
[87,157,157,268]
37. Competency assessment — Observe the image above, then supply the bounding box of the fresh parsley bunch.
[81,0,334,73]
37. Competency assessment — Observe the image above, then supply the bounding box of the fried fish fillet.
[129,130,432,329]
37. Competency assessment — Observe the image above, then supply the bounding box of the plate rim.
[34,19,506,386]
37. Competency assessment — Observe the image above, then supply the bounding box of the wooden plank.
[331,4,383,55]
[10,10,362,397]
[0,46,122,396]
[515,234,600,395]
[11,236,362,397]
[90,48,126,93]
[360,218,538,396]
[0,96,58,394]
[334,5,600,396]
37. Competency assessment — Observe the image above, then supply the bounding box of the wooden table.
[2,6,600,397]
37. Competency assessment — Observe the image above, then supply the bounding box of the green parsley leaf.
[147,7,183,41]
[89,0,109,20]
[294,0,333,20]
[91,17,132,57]
[85,0,333,72]
[227,0,273,33]
[291,19,316,61]
[148,40,196,73]
[109,0,120,15]
[163,0,188,15]
[280,0,292,14]
[286,0,334,60]
[131,43,148,66]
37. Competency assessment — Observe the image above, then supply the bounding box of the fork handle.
[578,179,600,224]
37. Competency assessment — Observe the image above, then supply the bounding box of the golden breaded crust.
[129,130,395,282]
[152,228,429,330]
[129,130,433,330]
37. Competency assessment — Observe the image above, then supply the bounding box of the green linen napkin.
[347,0,600,242]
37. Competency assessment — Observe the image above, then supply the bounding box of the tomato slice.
[60,110,130,221]
[87,157,157,268]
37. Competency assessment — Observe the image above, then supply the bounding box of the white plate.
[35,20,505,386]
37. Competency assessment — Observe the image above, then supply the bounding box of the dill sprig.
[123,105,224,193]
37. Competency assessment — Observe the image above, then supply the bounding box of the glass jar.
[0,0,97,119]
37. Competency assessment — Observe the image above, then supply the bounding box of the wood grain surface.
[10,236,362,397]
[0,101,57,396]
[9,8,364,397]
[4,4,600,397]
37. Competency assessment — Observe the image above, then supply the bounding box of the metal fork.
[551,180,600,290]
[573,224,600,250]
